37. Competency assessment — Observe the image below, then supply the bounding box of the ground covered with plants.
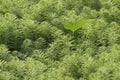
[0,0,120,80]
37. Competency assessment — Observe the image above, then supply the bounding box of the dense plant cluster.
[0,0,120,80]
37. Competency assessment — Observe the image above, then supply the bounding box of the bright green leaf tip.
[64,19,93,32]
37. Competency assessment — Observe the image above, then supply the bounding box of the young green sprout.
[64,19,93,33]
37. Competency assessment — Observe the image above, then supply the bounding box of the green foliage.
[64,19,93,32]
[0,0,120,80]
[81,0,101,10]
[0,45,10,60]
